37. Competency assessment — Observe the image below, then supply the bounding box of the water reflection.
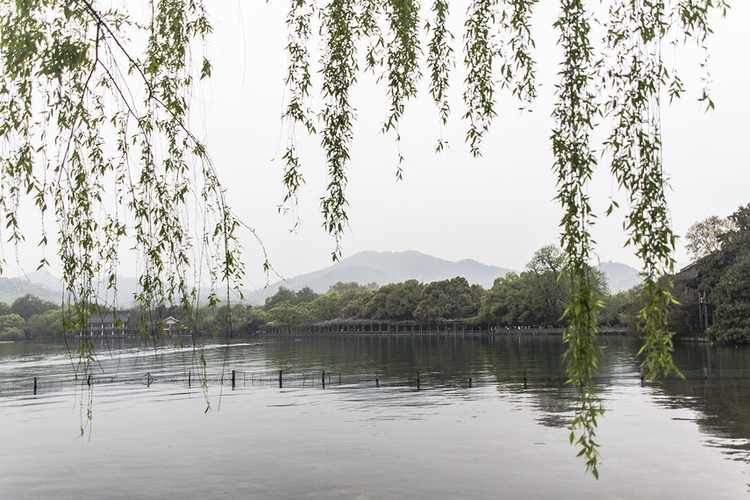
[1,335,748,499]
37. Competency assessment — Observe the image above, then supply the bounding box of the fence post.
[416,371,421,390]
[33,376,37,395]
[279,370,283,388]
[147,372,151,388]
[322,370,326,389]
[469,377,472,388]
[523,369,527,389]
[188,370,191,388]
[231,370,236,389]
[376,377,379,388]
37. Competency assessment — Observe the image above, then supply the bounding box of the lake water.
[1,334,748,499]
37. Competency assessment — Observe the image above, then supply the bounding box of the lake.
[1,334,748,499]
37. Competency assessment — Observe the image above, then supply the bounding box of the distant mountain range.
[0,273,61,304]
[0,270,142,306]
[246,250,642,304]
[245,250,513,304]
[597,261,642,293]
[0,251,643,305]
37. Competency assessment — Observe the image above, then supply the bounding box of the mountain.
[246,250,512,304]
[4,254,641,306]
[598,261,641,293]
[0,275,60,304]
[17,270,143,305]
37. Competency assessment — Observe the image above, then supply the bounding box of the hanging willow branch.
[425,0,453,152]
[281,0,316,209]
[320,0,358,259]
[553,0,603,479]
[0,0,246,347]
[0,0,731,477]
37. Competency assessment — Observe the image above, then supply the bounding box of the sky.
[6,1,750,289]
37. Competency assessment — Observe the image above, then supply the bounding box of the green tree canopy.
[414,277,482,321]
[0,313,25,339]
[24,309,64,338]
[10,294,58,320]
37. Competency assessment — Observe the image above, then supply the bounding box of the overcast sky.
[7,1,750,289]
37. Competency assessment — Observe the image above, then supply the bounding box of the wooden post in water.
[416,371,421,390]
[523,369,527,389]
[322,370,326,389]
[279,370,283,388]
[376,377,380,388]
[469,377,472,388]
[188,370,192,388]
[147,372,151,388]
[87,374,92,387]
[231,370,236,389]
[33,376,37,395]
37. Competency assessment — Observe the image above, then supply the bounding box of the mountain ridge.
[3,251,643,305]
[245,250,513,304]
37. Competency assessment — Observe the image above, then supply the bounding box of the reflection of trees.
[257,334,634,430]
[257,334,503,385]
[6,334,748,467]
[651,344,750,463]
[481,336,634,429]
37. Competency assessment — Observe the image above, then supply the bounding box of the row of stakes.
[25,367,718,395]
[27,369,500,395]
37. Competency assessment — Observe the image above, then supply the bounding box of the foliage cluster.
[677,204,750,343]
[259,246,616,329]
[0,294,62,339]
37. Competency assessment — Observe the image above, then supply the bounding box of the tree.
[414,277,481,321]
[671,203,750,343]
[308,293,343,322]
[0,313,25,339]
[24,309,65,338]
[264,286,319,308]
[267,302,310,327]
[264,287,297,308]
[526,245,567,325]
[365,280,423,320]
[527,245,565,276]
[294,287,319,304]
[709,255,750,344]
[10,295,58,320]
[685,216,735,261]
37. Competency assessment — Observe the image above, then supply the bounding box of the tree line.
[0,244,635,339]
[0,295,62,340]
[7,213,747,342]
[255,245,629,330]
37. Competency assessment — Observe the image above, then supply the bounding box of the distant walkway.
[259,319,630,336]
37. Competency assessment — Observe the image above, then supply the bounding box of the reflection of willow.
[650,344,750,464]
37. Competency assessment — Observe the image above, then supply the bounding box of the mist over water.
[1,336,748,499]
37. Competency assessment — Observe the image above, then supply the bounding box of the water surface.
[1,335,748,499]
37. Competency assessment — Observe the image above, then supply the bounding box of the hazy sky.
[7,1,750,289]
